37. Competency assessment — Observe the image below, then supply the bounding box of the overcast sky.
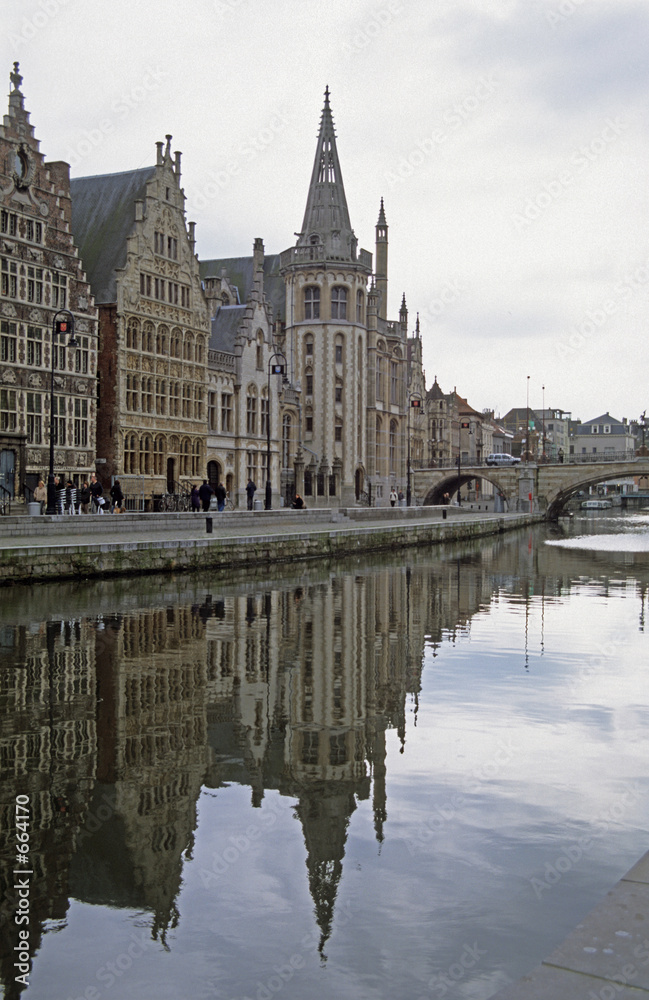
[4,0,648,423]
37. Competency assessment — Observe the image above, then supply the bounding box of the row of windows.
[123,434,202,477]
[0,321,90,372]
[0,388,88,445]
[125,318,203,361]
[153,230,178,260]
[1,259,67,306]
[139,272,190,308]
[1,210,43,244]
[125,375,203,420]
[303,285,364,322]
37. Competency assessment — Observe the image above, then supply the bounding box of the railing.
[412,451,642,471]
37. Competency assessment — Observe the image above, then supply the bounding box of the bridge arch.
[421,471,510,506]
[546,466,645,518]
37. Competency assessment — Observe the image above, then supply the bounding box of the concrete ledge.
[492,850,649,999]
[0,512,540,585]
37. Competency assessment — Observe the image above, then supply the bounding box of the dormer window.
[304,286,320,320]
[309,234,320,245]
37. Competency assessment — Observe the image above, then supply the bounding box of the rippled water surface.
[1,515,648,1000]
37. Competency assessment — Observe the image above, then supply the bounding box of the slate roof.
[70,167,156,304]
[199,254,285,321]
[209,305,247,354]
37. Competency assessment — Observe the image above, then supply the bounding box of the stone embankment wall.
[0,510,542,586]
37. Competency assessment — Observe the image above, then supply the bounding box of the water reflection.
[1,522,648,999]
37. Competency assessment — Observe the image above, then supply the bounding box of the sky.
[3,0,649,424]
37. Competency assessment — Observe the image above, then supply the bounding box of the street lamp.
[46,310,77,515]
[526,375,530,463]
[407,393,422,507]
[265,351,287,510]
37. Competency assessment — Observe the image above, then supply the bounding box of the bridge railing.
[412,451,640,470]
[564,450,637,464]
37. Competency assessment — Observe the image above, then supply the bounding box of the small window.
[331,286,347,320]
[304,286,320,320]
[305,339,313,356]
[335,344,343,364]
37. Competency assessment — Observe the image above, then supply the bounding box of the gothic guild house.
[0,64,97,499]
[70,136,209,496]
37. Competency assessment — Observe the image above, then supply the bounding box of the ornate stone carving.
[27,372,42,388]
[1,302,17,318]
[1,369,17,384]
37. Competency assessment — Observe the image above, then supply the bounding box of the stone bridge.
[413,458,649,518]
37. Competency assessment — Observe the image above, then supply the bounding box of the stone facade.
[0,64,97,498]
[71,136,209,498]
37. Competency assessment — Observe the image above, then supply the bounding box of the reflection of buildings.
[2,531,644,993]
[0,619,97,999]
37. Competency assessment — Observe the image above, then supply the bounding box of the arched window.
[140,435,151,475]
[282,414,292,469]
[304,286,320,320]
[356,289,364,324]
[195,335,204,363]
[331,286,347,320]
[156,379,167,415]
[376,357,383,401]
[183,332,194,361]
[171,327,182,358]
[335,418,343,444]
[256,331,264,370]
[156,324,168,355]
[126,317,139,349]
[260,386,268,438]
[192,439,201,477]
[181,437,191,476]
[124,433,137,474]
[246,386,258,435]
[153,436,165,475]
[335,335,343,365]
[375,416,382,476]
[142,321,154,353]
[389,419,398,472]
[182,384,192,417]
[305,335,313,358]
[171,382,180,417]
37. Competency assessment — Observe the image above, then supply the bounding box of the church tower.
[375,198,388,321]
[279,88,373,506]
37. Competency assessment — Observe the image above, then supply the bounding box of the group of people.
[191,480,228,512]
[389,487,405,507]
[34,474,125,514]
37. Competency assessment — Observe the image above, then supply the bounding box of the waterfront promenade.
[0,505,540,585]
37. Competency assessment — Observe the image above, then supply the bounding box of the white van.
[485,454,521,466]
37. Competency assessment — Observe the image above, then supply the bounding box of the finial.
[165,134,172,160]
[10,62,23,93]
[324,85,330,105]
[416,312,420,336]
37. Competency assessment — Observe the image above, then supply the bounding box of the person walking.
[78,481,91,514]
[34,479,47,514]
[65,479,77,514]
[215,481,227,512]
[246,478,256,511]
[198,479,213,512]
[54,475,65,514]
[110,479,124,513]
[190,485,200,512]
[89,473,105,513]
[389,487,397,507]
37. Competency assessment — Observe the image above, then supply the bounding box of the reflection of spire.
[370,730,387,845]
[295,784,356,955]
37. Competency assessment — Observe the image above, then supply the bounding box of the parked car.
[485,454,521,466]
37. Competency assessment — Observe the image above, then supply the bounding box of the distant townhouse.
[70,136,209,497]
[0,64,97,498]
[571,412,636,458]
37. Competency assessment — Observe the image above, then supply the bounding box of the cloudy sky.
[4,0,649,423]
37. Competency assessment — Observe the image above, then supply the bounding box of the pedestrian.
[291,493,306,509]
[65,479,77,514]
[198,479,213,512]
[443,492,450,505]
[246,478,256,510]
[89,473,105,513]
[54,475,65,514]
[34,479,47,514]
[398,489,404,503]
[190,485,200,512]
[389,486,397,507]
[215,481,227,512]
[110,479,124,513]
[558,449,564,464]
[78,481,91,514]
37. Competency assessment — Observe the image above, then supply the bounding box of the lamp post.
[407,393,422,507]
[265,351,286,510]
[542,384,546,461]
[46,310,77,515]
[526,375,530,463]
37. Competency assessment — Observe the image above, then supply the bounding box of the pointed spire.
[377,196,387,227]
[416,312,420,338]
[297,87,355,261]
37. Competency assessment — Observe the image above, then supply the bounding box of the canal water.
[1,512,648,1000]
